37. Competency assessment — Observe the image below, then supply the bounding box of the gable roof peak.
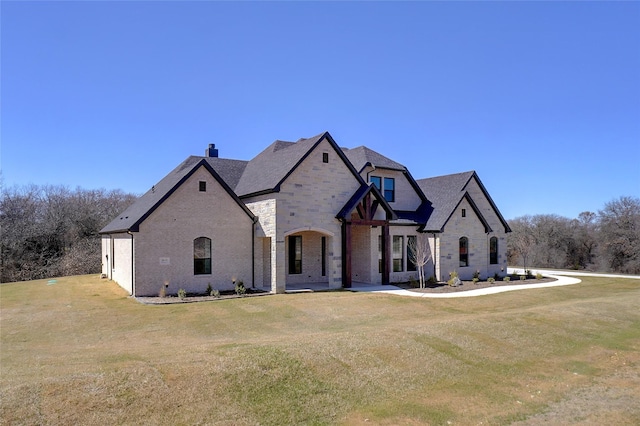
[341,145,406,172]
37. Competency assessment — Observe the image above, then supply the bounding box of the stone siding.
[244,138,361,292]
[245,199,277,290]
[107,233,134,294]
[437,191,508,281]
[133,166,254,296]
[360,165,422,211]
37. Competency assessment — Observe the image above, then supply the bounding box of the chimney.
[206,143,218,158]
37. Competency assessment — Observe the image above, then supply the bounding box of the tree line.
[1,186,638,283]
[0,185,137,283]
[507,196,640,275]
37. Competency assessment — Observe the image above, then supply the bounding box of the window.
[384,178,395,202]
[321,236,326,276]
[378,235,382,273]
[199,181,206,192]
[370,176,395,202]
[459,237,469,267]
[462,208,466,217]
[370,176,381,191]
[322,152,329,163]
[111,237,115,269]
[288,235,302,274]
[393,236,403,272]
[407,235,417,272]
[194,237,211,274]
[490,237,498,264]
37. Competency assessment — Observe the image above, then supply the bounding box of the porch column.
[341,221,352,288]
[272,238,286,294]
[382,224,390,285]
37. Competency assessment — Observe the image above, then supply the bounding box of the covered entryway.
[337,184,397,288]
[284,228,335,290]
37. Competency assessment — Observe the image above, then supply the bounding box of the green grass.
[1,274,639,425]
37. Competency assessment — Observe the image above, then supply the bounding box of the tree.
[0,184,137,282]
[507,216,535,273]
[598,196,640,274]
[407,233,432,288]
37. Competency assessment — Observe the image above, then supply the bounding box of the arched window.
[194,237,211,275]
[459,237,469,267]
[490,237,498,264]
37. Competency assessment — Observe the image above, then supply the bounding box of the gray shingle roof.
[203,157,248,190]
[100,156,253,234]
[234,133,327,197]
[100,132,509,236]
[342,146,406,172]
[416,171,476,232]
[416,171,510,233]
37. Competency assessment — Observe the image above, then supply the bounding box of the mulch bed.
[395,276,557,293]
[136,288,269,305]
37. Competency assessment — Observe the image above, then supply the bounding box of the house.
[100,131,511,296]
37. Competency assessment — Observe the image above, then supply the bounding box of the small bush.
[472,277,479,284]
[503,276,511,282]
[235,280,246,296]
[427,276,437,284]
[409,275,419,288]
[473,270,480,280]
[206,283,213,295]
[177,288,187,299]
[488,277,495,284]
[494,272,500,280]
[535,273,543,280]
[211,289,220,298]
[520,275,526,281]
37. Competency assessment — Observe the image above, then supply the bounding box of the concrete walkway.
[349,268,640,299]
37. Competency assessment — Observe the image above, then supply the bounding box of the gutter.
[251,216,259,288]
[127,231,135,296]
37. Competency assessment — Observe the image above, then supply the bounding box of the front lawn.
[1,274,639,424]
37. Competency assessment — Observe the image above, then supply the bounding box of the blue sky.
[2,1,639,220]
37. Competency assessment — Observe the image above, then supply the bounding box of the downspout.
[252,216,258,288]
[365,163,376,183]
[433,233,437,281]
[127,231,134,296]
[487,232,490,275]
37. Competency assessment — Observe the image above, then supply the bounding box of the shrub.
[488,277,495,284]
[409,275,419,288]
[473,270,480,280]
[206,283,213,295]
[235,280,246,296]
[211,289,220,298]
[427,276,437,284]
[520,275,526,281]
[177,288,187,299]
[503,276,511,282]
[535,273,543,280]
[472,277,479,284]
[494,272,500,280]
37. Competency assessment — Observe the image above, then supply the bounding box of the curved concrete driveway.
[349,268,639,298]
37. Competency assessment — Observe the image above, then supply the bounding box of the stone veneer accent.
[437,177,509,281]
[244,138,361,293]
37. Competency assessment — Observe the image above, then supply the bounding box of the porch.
[284,281,382,293]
